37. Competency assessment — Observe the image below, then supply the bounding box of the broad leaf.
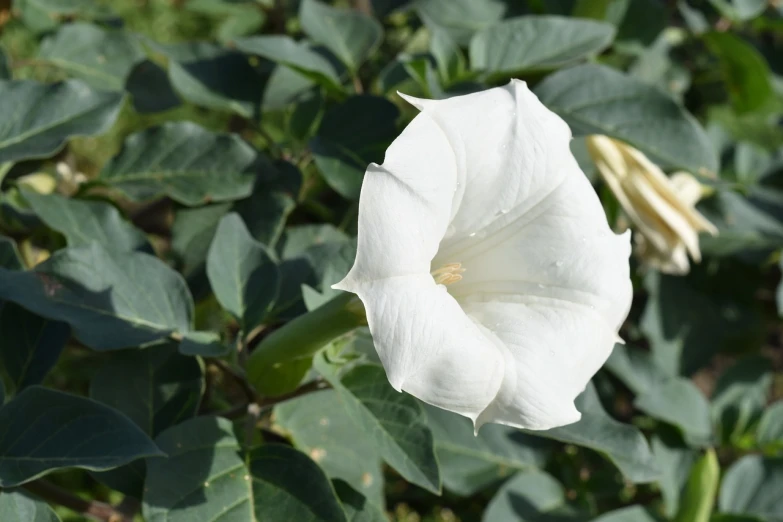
[652,436,699,518]
[414,0,506,45]
[333,480,387,522]
[595,506,658,522]
[424,404,548,496]
[0,243,193,351]
[483,469,583,521]
[37,23,145,90]
[635,378,713,447]
[0,236,23,270]
[718,455,783,521]
[758,402,783,451]
[533,383,660,483]
[22,190,150,253]
[13,0,114,33]
[299,0,383,72]
[604,343,669,396]
[0,386,162,487]
[711,356,772,444]
[207,213,279,332]
[99,122,260,206]
[233,35,342,91]
[0,48,9,80]
[0,79,122,164]
[125,60,182,113]
[275,389,385,505]
[0,303,69,391]
[143,417,346,522]
[0,491,62,522]
[470,16,615,76]
[535,63,718,173]
[316,360,441,494]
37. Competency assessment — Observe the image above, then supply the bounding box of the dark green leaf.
[207,213,279,332]
[0,48,9,80]
[37,23,145,90]
[233,35,342,91]
[0,303,69,391]
[99,122,260,206]
[414,0,506,45]
[424,404,548,496]
[275,389,385,505]
[0,490,62,522]
[711,356,772,444]
[709,0,767,21]
[299,0,383,72]
[0,243,193,351]
[704,32,774,114]
[0,236,23,270]
[0,386,162,487]
[143,417,346,522]
[604,344,670,396]
[470,16,615,76]
[535,63,718,173]
[483,469,583,522]
[595,506,658,522]
[0,79,123,164]
[315,360,441,494]
[333,480,387,522]
[652,436,699,518]
[758,402,783,452]
[13,0,114,34]
[718,455,783,520]
[22,190,150,253]
[172,203,232,280]
[635,378,713,447]
[125,60,182,114]
[179,331,229,357]
[533,383,659,483]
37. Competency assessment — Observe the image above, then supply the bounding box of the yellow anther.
[431,262,465,285]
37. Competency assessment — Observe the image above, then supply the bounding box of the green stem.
[246,292,365,389]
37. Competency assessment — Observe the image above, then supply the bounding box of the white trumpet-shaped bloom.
[334,81,633,432]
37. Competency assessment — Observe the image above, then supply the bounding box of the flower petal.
[349,274,506,422]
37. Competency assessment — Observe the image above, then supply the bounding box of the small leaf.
[535,63,718,173]
[675,448,720,522]
[0,303,69,391]
[315,360,441,494]
[470,16,615,76]
[0,243,194,351]
[534,383,660,483]
[0,79,122,163]
[207,213,279,332]
[37,23,145,90]
[99,122,260,206]
[758,402,783,452]
[635,378,713,447]
[711,356,772,444]
[718,455,783,520]
[0,386,162,487]
[22,190,150,253]
[299,0,383,72]
[0,490,62,522]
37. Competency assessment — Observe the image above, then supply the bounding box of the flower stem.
[246,292,365,391]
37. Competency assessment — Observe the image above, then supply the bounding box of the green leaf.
[13,0,114,34]
[333,480,387,522]
[0,303,69,391]
[299,0,383,72]
[635,378,713,447]
[674,448,719,522]
[718,455,783,520]
[534,63,718,173]
[179,331,229,357]
[711,356,772,444]
[470,16,615,76]
[0,48,10,80]
[424,404,548,496]
[0,386,162,487]
[595,506,658,522]
[0,79,123,164]
[233,35,343,92]
[0,490,62,522]
[604,344,670,396]
[315,360,441,494]
[99,122,260,206]
[709,0,767,21]
[758,402,783,452]
[22,190,150,253]
[0,236,23,270]
[207,213,279,332]
[652,436,699,518]
[0,243,193,351]
[534,383,659,483]
[37,23,145,90]
[275,389,385,505]
[172,203,232,280]
[414,0,506,45]
[311,96,399,200]
[704,32,774,114]
[143,417,346,522]
[150,40,265,118]
[483,469,583,521]
[125,60,182,114]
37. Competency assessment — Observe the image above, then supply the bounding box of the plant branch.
[23,480,133,522]
[210,358,260,403]
[257,379,330,408]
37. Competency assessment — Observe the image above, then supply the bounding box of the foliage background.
[0,0,782,521]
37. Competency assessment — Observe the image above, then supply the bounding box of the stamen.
[431,262,465,286]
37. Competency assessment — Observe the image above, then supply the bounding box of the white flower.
[586,135,718,275]
[334,81,633,432]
